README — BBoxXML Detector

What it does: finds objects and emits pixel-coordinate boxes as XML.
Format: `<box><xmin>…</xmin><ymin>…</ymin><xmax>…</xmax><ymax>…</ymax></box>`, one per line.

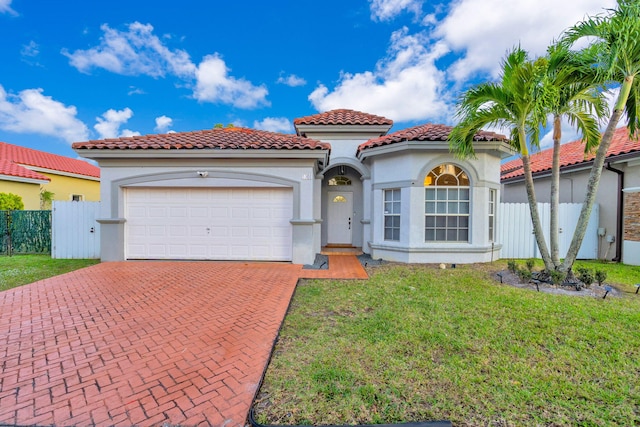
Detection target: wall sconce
<box><xmin>197</xmin><ymin>171</ymin><xmax>208</xmax><ymax>177</ymax></box>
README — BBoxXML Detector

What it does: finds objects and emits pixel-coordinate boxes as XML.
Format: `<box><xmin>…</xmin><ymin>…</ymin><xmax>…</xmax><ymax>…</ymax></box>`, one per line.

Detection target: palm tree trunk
<box><xmin>522</xmin><ymin>154</ymin><xmax>554</xmax><ymax>270</ymax></box>
<box><xmin>550</xmin><ymin>114</ymin><xmax>561</xmax><ymax>268</ymax></box>
<box><xmin>561</xmin><ymin>79</ymin><xmax>631</xmax><ymax>271</ymax></box>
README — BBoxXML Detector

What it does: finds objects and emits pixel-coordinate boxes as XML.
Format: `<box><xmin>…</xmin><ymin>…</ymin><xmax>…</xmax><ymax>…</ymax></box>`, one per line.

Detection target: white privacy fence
<box><xmin>52</xmin><ymin>201</ymin><xmax>101</xmax><ymax>259</ymax></box>
<box><xmin>498</xmin><ymin>203</ymin><xmax>599</xmax><ymax>260</ymax></box>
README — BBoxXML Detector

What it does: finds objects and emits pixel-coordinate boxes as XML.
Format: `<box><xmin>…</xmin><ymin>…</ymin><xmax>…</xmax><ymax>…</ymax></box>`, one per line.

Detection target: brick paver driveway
<box><xmin>0</xmin><ymin>261</ymin><xmax>302</xmax><ymax>427</ymax></box>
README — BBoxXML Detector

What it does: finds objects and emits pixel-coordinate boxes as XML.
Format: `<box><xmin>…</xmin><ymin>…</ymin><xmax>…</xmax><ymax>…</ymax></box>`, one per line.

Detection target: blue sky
<box><xmin>0</xmin><ymin>0</ymin><xmax>615</xmax><ymax>159</ymax></box>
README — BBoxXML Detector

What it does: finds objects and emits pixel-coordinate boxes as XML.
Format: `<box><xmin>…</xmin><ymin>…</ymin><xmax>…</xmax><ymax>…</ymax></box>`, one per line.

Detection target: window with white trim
<box><xmin>384</xmin><ymin>189</ymin><xmax>401</xmax><ymax>241</ymax></box>
<box><xmin>71</xmin><ymin>194</ymin><xmax>84</xmax><ymax>202</ymax></box>
<box><xmin>488</xmin><ymin>189</ymin><xmax>496</xmax><ymax>242</ymax></box>
<box><xmin>424</xmin><ymin>164</ymin><xmax>470</xmax><ymax>242</ymax></box>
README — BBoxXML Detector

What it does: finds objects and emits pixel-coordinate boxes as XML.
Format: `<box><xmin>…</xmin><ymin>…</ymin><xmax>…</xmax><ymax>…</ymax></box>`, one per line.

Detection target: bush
<box><xmin>0</xmin><ymin>193</ymin><xmax>24</xmax><ymax>210</ymax></box>
<box><xmin>517</xmin><ymin>268</ymin><xmax>532</xmax><ymax>283</ymax></box>
<box><xmin>507</xmin><ymin>260</ymin><xmax>518</xmax><ymax>273</ymax></box>
<box><xmin>595</xmin><ymin>270</ymin><xmax>607</xmax><ymax>286</ymax></box>
<box><xmin>549</xmin><ymin>270</ymin><xmax>566</xmax><ymax>286</ymax></box>
<box><xmin>578</xmin><ymin>269</ymin><xmax>594</xmax><ymax>287</ymax></box>
<box><xmin>526</xmin><ymin>259</ymin><xmax>535</xmax><ymax>272</ymax></box>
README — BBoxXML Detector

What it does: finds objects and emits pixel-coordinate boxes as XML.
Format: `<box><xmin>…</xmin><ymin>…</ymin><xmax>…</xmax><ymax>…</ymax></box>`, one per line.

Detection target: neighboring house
<box><xmin>0</xmin><ymin>141</ymin><xmax>101</xmax><ymax>209</ymax></box>
<box><xmin>73</xmin><ymin>109</ymin><xmax>512</xmax><ymax>265</ymax></box>
<box><xmin>501</xmin><ymin>126</ymin><xmax>640</xmax><ymax>266</ymax></box>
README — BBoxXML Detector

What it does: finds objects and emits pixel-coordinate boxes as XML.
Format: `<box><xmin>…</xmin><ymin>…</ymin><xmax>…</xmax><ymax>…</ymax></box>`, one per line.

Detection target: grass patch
<box><xmin>255</xmin><ymin>262</ymin><xmax>640</xmax><ymax>426</ymax></box>
<box><xmin>0</xmin><ymin>255</ymin><xmax>99</xmax><ymax>292</ymax></box>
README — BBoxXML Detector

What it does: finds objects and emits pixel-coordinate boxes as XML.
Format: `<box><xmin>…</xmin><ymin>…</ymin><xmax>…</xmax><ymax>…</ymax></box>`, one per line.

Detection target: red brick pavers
<box><xmin>0</xmin><ymin>261</ymin><xmax>302</xmax><ymax>427</ymax></box>
<box><xmin>300</xmin><ymin>255</ymin><xmax>368</xmax><ymax>280</ymax></box>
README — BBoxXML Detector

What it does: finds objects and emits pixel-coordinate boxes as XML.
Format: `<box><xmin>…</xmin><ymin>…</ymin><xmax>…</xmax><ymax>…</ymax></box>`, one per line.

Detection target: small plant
<box><xmin>549</xmin><ymin>270</ymin><xmax>566</xmax><ymax>287</ymax></box>
<box><xmin>526</xmin><ymin>259</ymin><xmax>535</xmax><ymax>272</ymax></box>
<box><xmin>595</xmin><ymin>269</ymin><xmax>607</xmax><ymax>286</ymax></box>
<box><xmin>507</xmin><ymin>260</ymin><xmax>518</xmax><ymax>273</ymax></box>
<box><xmin>517</xmin><ymin>267</ymin><xmax>532</xmax><ymax>283</ymax></box>
<box><xmin>578</xmin><ymin>269</ymin><xmax>595</xmax><ymax>288</ymax></box>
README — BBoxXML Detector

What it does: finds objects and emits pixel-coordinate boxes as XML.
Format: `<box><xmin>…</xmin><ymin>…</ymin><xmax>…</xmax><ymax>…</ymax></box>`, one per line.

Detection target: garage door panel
<box><xmin>126</xmin><ymin>187</ymin><xmax>292</xmax><ymax>261</ymax></box>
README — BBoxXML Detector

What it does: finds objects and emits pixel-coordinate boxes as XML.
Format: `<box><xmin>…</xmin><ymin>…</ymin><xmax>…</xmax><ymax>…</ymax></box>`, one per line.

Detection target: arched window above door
<box><xmin>328</xmin><ymin>176</ymin><xmax>352</xmax><ymax>186</ymax></box>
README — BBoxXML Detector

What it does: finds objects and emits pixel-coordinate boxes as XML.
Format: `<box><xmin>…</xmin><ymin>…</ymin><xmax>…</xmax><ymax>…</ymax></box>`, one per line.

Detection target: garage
<box><xmin>125</xmin><ymin>187</ymin><xmax>293</xmax><ymax>261</ymax></box>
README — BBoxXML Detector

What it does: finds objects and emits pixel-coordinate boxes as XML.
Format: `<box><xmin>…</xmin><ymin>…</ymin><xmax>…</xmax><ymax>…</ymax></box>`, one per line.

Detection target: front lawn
<box><xmin>0</xmin><ymin>255</ymin><xmax>99</xmax><ymax>292</ymax></box>
<box><xmin>255</xmin><ymin>261</ymin><xmax>640</xmax><ymax>426</ymax></box>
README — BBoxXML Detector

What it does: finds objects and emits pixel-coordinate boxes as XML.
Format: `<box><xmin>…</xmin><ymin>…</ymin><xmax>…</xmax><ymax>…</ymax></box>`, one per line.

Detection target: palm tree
<box><xmin>560</xmin><ymin>0</ymin><xmax>640</xmax><ymax>271</ymax></box>
<box><xmin>544</xmin><ymin>44</ymin><xmax>607</xmax><ymax>268</ymax></box>
<box><xmin>449</xmin><ymin>46</ymin><xmax>556</xmax><ymax>270</ymax></box>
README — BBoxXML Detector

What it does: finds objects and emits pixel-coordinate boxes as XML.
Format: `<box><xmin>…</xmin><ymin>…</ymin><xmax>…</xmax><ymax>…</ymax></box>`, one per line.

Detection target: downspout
<box><xmin>605</xmin><ymin>163</ymin><xmax>624</xmax><ymax>262</ymax></box>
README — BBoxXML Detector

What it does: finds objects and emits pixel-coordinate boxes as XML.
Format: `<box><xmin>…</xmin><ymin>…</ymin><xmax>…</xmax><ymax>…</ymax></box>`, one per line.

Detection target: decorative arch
<box><xmin>320</xmin><ymin>157</ymin><xmax>370</xmax><ymax>180</ymax></box>
<box><xmin>416</xmin><ymin>156</ymin><xmax>478</xmax><ymax>186</ymax></box>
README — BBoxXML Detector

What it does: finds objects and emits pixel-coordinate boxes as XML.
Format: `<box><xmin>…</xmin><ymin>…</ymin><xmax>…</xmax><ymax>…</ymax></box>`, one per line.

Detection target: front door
<box><xmin>327</xmin><ymin>191</ymin><xmax>353</xmax><ymax>245</ymax></box>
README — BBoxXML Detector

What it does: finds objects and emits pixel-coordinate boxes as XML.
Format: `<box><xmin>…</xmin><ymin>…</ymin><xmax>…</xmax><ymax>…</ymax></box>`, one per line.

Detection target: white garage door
<box><xmin>125</xmin><ymin>187</ymin><xmax>293</xmax><ymax>261</ymax></box>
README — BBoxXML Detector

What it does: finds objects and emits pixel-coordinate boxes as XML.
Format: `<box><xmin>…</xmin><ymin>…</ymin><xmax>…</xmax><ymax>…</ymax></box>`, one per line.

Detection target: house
<box><xmin>0</xmin><ymin>141</ymin><xmax>100</xmax><ymax>209</ymax></box>
<box><xmin>501</xmin><ymin>126</ymin><xmax>640</xmax><ymax>266</ymax></box>
<box><xmin>72</xmin><ymin>109</ymin><xmax>513</xmax><ymax>265</ymax></box>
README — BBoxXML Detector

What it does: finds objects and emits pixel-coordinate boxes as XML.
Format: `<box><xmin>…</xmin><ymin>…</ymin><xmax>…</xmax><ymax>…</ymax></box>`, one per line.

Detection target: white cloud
<box><xmin>194</xmin><ymin>54</ymin><xmax>269</xmax><ymax>109</ymax></box>
<box><xmin>94</xmin><ymin>107</ymin><xmax>140</xmax><ymax>139</ymax></box>
<box><xmin>0</xmin><ymin>85</ymin><xmax>89</xmax><ymax>143</ymax></box>
<box><xmin>62</xmin><ymin>22</ymin><xmax>196</xmax><ymax>78</ymax></box>
<box><xmin>127</xmin><ymin>86</ymin><xmax>145</xmax><ymax>96</ymax></box>
<box><xmin>63</xmin><ymin>22</ymin><xmax>269</xmax><ymax>109</ymax></box>
<box><xmin>21</xmin><ymin>41</ymin><xmax>39</xmax><ymax>58</ymax></box>
<box><xmin>253</xmin><ymin>117</ymin><xmax>293</xmax><ymax>133</ymax></box>
<box><xmin>435</xmin><ymin>0</ymin><xmax>616</xmax><ymax>83</ymax></box>
<box><xmin>277</xmin><ymin>73</ymin><xmax>307</xmax><ymax>87</ymax></box>
<box><xmin>0</xmin><ymin>0</ymin><xmax>16</xmax><ymax>15</ymax></box>
<box><xmin>154</xmin><ymin>115</ymin><xmax>173</xmax><ymax>132</ymax></box>
<box><xmin>309</xmin><ymin>27</ymin><xmax>451</xmax><ymax>123</ymax></box>
<box><xmin>369</xmin><ymin>0</ymin><xmax>422</xmax><ymax>21</ymax></box>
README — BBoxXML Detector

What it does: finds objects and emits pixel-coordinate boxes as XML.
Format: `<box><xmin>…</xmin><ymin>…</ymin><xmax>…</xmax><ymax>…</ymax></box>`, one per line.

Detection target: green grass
<box><xmin>0</xmin><ymin>255</ymin><xmax>99</xmax><ymax>292</ymax></box>
<box><xmin>255</xmin><ymin>261</ymin><xmax>640</xmax><ymax>426</ymax></box>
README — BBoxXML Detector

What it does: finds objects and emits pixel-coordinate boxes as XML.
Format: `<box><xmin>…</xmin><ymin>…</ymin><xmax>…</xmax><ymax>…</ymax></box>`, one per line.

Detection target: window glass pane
<box><xmin>426</xmin><ymin>202</ymin><xmax>435</xmax><ymax>214</ymax></box>
<box><xmin>393</xmin><ymin>229</ymin><xmax>400</xmax><ymax>241</ymax></box>
<box><xmin>436</xmin><ymin>217</ymin><xmax>446</xmax><ymax>227</ymax></box>
<box><xmin>458</xmin><ymin>173</ymin><xmax>469</xmax><ymax>186</ymax></box>
<box><xmin>459</xmin><ymin>216</ymin><xmax>469</xmax><ymax>227</ymax></box>
<box><xmin>436</xmin><ymin>189</ymin><xmax>448</xmax><ymax>200</ymax></box>
<box><xmin>447</xmin><ymin>216</ymin><xmax>458</xmax><ymax>228</ymax></box>
<box><xmin>460</xmin><ymin>189</ymin><xmax>470</xmax><ymax>200</ymax></box>
<box><xmin>459</xmin><ymin>229</ymin><xmax>469</xmax><ymax>241</ymax></box>
<box><xmin>393</xmin><ymin>201</ymin><xmax>401</xmax><ymax>214</ymax></box>
<box><xmin>425</xmin><ymin>229</ymin><xmax>435</xmax><ymax>241</ymax></box>
<box><xmin>449</xmin><ymin>189</ymin><xmax>458</xmax><ymax>200</ymax></box>
<box><xmin>384</xmin><ymin>228</ymin><xmax>393</xmax><ymax>240</ymax></box>
<box><xmin>384</xmin><ymin>216</ymin><xmax>394</xmax><ymax>227</ymax></box>
<box><xmin>393</xmin><ymin>190</ymin><xmax>401</xmax><ymax>201</ymax></box>
<box><xmin>425</xmin><ymin>188</ymin><xmax>436</xmax><ymax>200</ymax></box>
<box><xmin>447</xmin><ymin>229</ymin><xmax>458</xmax><ymax>241</ymax></box>
<box><xmin>448</xmin><ymin>202</ymin><xmax>458</xmax><ymax>214</ymax></box>
<box><xmin>384</xmin><ymin>191</ymin><xmax>393</xmax><ymax>202</ymax></box>
<box><xmin>436</xmin><ymin>202</ymin><xmax>447</xmax><ymax>214</ymax></box>
<box><xmin>425</xmin><ymin>216</ymin><xmax>435</xmax><ymax>227</ymax></box>
<box><xmin>436</xmin><ymin>229</ymin><xmax>446</xmax><ymax>240</ymax></box>
<box><xmin>459</xmin><ymin>202</ymin><xmax>469</xmax><ymax>214</ymax></box>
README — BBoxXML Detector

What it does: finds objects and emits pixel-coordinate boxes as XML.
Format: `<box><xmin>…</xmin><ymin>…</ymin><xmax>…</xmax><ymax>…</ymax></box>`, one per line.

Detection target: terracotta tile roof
<box><xmin>0</xmin><ymin>141</ymin><xmax>99</xmax><ymax>179</ymax></box>
<box><xmin>0</xmin><ymin>159</ymin><xmax>50</xmax><ymax>182</ymax></box>
<box><xmin>500</xmin><ymin>127</ymin><xmax>640</xmax><ymax>181</ymax></box>
<box><xmin>72</xmin><ymin>127</ymin><xmax>331</xmax><ymax>151</ymax></box>
<box><xmin>357</xmin><ymin>123</ymin><xmax>508</xmax><ymax>154</ymax></box>
<box><xmin>293</xmin><ymin>109</ymin><xmax>393</xmax><ymax>126</ymax></box>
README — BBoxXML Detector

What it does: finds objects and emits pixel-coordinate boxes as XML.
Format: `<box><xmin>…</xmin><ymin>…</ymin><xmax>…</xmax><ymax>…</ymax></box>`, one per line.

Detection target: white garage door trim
<box><xmin>125</xmin><ymin>187</ymin><xmax>293</xmax><ymax>261</ymax></box>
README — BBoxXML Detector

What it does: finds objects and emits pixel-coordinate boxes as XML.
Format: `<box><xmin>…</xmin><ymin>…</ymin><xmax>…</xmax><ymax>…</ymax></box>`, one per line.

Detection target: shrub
<box><xmin>517</xmin><ymin>268</ymin><xmax>532</xmax><ymax>283</ymax></box>
<box><xmin>578</xmin><ymin>269</ymin><xmax>594</xmax><ymax>287</ymax></box>
<box><xmin>507</xmin><ymin>260</ymin><xmax>518</xmax><ymax>273</ymax></box>
<box><xmin>595</xmin><ymin>270</ymin><xmax>607</xmax><ymax>286</ymax></box>
<box><xmin>549</xmin><ymin>270</ymin><xmax>566</xmax><ymax>286</ymax></box>
<box><xmin>526</xmin><ymin>259</ymin><xmax>535</xmax><ymax>272</ymax></box>
<box><xmin>0</xmin><ymin>193</ymin><xmax>24</xmax><ymax>210</ymax></box>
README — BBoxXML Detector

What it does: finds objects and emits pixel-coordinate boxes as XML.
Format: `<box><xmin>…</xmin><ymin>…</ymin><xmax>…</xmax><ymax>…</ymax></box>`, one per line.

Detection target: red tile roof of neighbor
<box><xmin>0</xmin><ymin>159</ymin><xmax>50</xmax><ymax>181</ymax></box>
<box><xmin>500</xmin><ymin>127</ymin><xmax>640</xmax><ymax>181</ymax></box>
<box><xmin>294</xmin><ymin>109</ymin><xmax>393</xmax><ymax>126</ymax></box>
<box><xmin>72</xmin><ymin>127</ymin><xmax>331</xmax><ymax>151</ymax></box>
<box><xmin>357</xmin><ymin>123</ymin><xmax>508</xmax><ymax>153</ymax></box>
<box><xmin>0</xmin><ymin>141</ymin><xmax>99</xmax><ymax>179</ymax></box>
